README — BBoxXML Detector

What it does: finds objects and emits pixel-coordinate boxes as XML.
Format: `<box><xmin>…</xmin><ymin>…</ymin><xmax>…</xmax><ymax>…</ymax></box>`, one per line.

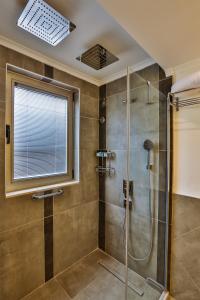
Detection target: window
<box><xmin>14</xmin><ymin>84</ymin><xmax>68</xmax><ymax>180</ymax></box>
<box><xmin>6</xmin><ymin>71</ymin><xmax>74</xmax><ymax>195</ymax></box>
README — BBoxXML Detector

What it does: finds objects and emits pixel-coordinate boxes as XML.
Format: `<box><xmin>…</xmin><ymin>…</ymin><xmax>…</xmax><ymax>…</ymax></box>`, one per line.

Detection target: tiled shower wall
<box><xmin>0</xmin><ymin>45</ymin><xmax>99</xmax><ymax>300</ymax></box>
<box><xmin>171</xmin><ymin>194</ymin><xmax>200</xmax><ymax>299</ymax></box>
<box><xmin>99</xmin><ymin>64</ymin><xmax>172</xmax><ymax>284</ymax></box>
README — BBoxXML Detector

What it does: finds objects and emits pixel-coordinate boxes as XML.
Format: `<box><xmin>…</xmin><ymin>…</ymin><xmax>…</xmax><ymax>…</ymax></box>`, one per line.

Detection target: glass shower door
<box><xmin>125</xmin><ymin>66</ymin><xmax>169</xmax><ymax>300</ymax></box>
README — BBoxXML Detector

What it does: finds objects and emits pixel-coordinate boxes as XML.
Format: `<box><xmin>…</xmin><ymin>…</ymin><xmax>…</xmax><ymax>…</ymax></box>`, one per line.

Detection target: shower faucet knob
<box><xmin>146</xmin><ymin>164</ymin><xmax>153</xmax><ymax>170</ymax></box>
<box><xmin>123</xmin><ymin>198</ymin><xmax>132</xmax><ymax>209</ymax></box>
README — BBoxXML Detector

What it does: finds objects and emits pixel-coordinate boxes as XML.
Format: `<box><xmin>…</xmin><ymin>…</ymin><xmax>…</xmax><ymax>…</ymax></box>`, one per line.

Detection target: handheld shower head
<box><xmin>143</xmin><ymin>139</ymin><xmax>154</xmax><ymax>170</ymax></box>
<box><xmin>143</xmin><ymin>139</ymin><xmax>154</xmax><ymax>151</ymax></box>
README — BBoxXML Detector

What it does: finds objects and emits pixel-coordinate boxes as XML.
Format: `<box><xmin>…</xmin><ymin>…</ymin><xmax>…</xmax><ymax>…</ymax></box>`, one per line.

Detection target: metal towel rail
<box><xmin>32</xmin><ymin>189</ymin><xmax>64</xmax><ymax>200</ymax></box>
<box><xmin>169</xmin><ymin>93</ymin><xmax>200</xmax><ymax>111</ymax></box>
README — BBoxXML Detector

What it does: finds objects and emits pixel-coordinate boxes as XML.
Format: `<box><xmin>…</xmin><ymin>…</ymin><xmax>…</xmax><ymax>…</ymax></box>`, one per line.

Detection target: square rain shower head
<box><xmin>76</xmin><ymin>44</ymin><xmax>119</xmax><ymax>70</ymax></box>
<box><xmin>17</xmin><ymin>0</ymin><xmax>76</xmax><ymax>46</ymax></box>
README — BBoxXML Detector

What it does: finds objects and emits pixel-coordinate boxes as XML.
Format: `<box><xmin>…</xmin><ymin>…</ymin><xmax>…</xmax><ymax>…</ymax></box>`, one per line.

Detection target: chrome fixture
<box><xmin>99</xmin><ymin>116</ymin><xmax>106</xmax><ymax>124</ymax></box>
<box><xmin>32</xmin><ymin>189</ymin><xmax>64</xmax><ymax>200</ymax></box>
<box><xmin>96</xmin><ymin>150</ymin><xmax>115</xmax><ymax>176</ymax></box>
<box><xmin>17</xmin><ymin>0</ymin><xmax>76</xmax><ymax>46</ymax></box>
<box><xmin>96</xmin><ymin>151</ymin><xmax>115</xmax><ymax>159</ymax></box>
<box><xmin>146</xmin><ymin>278</ymin><xmax>164</xmax><ymax>293</ymax></box>
<box><xmin>98</xmin><ymin>260</ymin><xmax>144</xmax><ymax>296</ymax></box>
<box><xmin>143</xmin><ymin>139</ymin><xmax>154</xmax><ymax>170</ymax></box>
<box><xmin>146</xmin><ymin>81</ymin><xmax>153</xmax><ymax>105</ymax></box>
<box><xmin>76</xmin><ymin>44</ymin><xmax>119</xmax><ymax>70</ymax></box>
<box><xmin>101</xmin><ymin>98</ymin><xmax>106</xmax><ymax>108</ymax></box>
<box><xmin>122</xmin><ymin>98</ymin><xmax>137</xmax><ymax>104</ymax></box>
<box><xmin>169</xmin><ymin>92</ymin><xmax>200</xmax><ymax>111</ymax></box>
<box><xmin>123</xmin><ymin>179</ymin><xmax>133</xmax><ymax>209</ymax></box>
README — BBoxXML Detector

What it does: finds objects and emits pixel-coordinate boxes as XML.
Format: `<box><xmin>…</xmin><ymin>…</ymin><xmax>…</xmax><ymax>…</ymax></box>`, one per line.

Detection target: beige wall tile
<box><xmin>81</xmin><ymin>80</ymin><xmax>99</xmax><ymax>99</ymax></box>
<box><xmin>22</xmin><ymin>279</ymin><xmax>70</xmax><ymax>300</ymax></box>
<box><xmin>0</xmin><ymin>46</ymin><xmax>44</xmax><ymax>76</ymax></box>
<box><xmin>172</xmin><ymin>227</ymin><xmax>200</xmax><ymax>289</ymax></box>
<box><xmin>54</xmin><ymin>149</ymin><xmax>98</xmax><ymax>214</ymax></box>
<box><xmin>0</xmin><ymin>221</ymin><xmax>45</xmax><ymax>300</ymax></box>
<box><xmin>172</xmin><ymin>194</ymin><xmax>200</xmax><ymax>238</ymax></box>
<box><xmin>22</xmin><ymin>56</ymin><xmax>44</xmax><ymax>75</ymax></box>
<box><xmin>56</xmin><ymin>250</ymin><xmax>106</xmax><ymax>298</ymax></box>
<box><xmin>80</xmin><ymin>117</ymin><xmax>99</xmax><ymax>150</ymax></box>
<box><xmin>80</xmin><ymin>148</ymin><xmax>99</xmax><ymax>202</ymax></box>
<box><xmin>53</xmin><ymin>184</ymin><xmax>83</xmax><ymax>214</ymax></box>
<box><xmin>53</xmin><ymin>69</ymin><xmax>99</xmax><ymax>99</ymax></box>
<box><xmin>80</xmin><ymin>94</ymin><xmax>99</xmax><ymax>119</ymax></box>
<box><xmin>106</xmin><ymin>76</ymin><xmax>126</xmax><ymax>97</ymax></box>
<box><xmin>171</xmin><ymin>194</ymin><xmax>200</xmax><ymax>298</ymax></box>
<box><xmin>53</xmin><ymin>69</ymin><xmax>82</xmax><ymax>90</ymax></box>
<box><xmin>0</xmin><ymin>45</ymin><xmax>9</xmax><ymax>68</ymax></box>
<box><xmin>0</xmin><ymin>194</ymin><xmax>44</xmax><ymax>233</ymax></box>
<box><xmin>170</xmin><ymin>255</ymin><xmax>200</xmax><ymax>300</ymax></box>
<box><xmin>54</xmin><ymin>201</ymin><xmax>98</xmax><ymax>274</ymax></box>
<box><xmin>7</xmin><ymin>48</ymin><xmax>25</xmax><ymax>69</ymax></box>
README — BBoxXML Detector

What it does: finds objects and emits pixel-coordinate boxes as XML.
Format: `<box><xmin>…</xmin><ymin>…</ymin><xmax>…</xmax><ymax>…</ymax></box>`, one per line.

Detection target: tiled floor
<box><xmin>21</xmin><ymin>250</ymin><xmax>161</xmax><ymax>300</ymax></box>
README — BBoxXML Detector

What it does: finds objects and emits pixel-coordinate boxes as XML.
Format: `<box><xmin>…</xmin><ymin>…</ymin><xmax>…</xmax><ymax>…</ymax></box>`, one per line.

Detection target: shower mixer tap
<box><xmin>123</xmin><ymin>180</ymin><xmax>133</xmax><ymax>209</ymax></box>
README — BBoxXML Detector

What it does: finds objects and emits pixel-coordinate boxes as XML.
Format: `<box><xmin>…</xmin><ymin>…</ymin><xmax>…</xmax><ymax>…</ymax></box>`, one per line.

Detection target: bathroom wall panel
<box><xmin>0</xmin><ymin>45</ymin><xmax>99</xmax><ymax>300</ymax></box>
<box><xmin>53</xmin><ymin>149</ymin><xmax>99</xmax><ymax>214</ymax></box>
<box><xmin>170</xmin><ymin>254</ymin><xmax>200</xmax><ymax>300</ymax></box>
<box><xmin>80</xmin><ymin>117</ymin><xmax>99</xmax><ymax>151</ymax></box>
<box><xmin>54</xmin><ymin>201</ymin><xmax>99</xmax><ymax>274</ymax></box>
<box><xmin>0</xmin><ymin>67</ymin><xmax>6</xmax><ymax>100</ymax></box>
<box><xmin>0</xmin><ymin>220</ymin><xmax>45</xmax><ymax>300</ymax></box>
<box><xmin>80</xmin><ymin>94</ymin><xmax>99</xmax><ymax>119</ymax></box>
<box><xmin>105</xmin><ymin>150</ymin><xmax>126</xmax><ymax>208</ymax></box>
<box><xmin>171</xmin><ymin>194</ymin><xmax>200</xmax><ymax>299</ymax></box>
<box><xmin>0</xmin><ymin>194</ymin><xmax>44</xmax><ymax>233</ymax></box>
<box><xmin>130</xmin><ymin>64</ymin><xmax>160</xmax><ymax>89</ymax></box>
<box><xmin>106</xmin><ymin>76</ymin><xmax>126</xmax><ymax>97</ymax></box>
<box><xmin>106</xmin><ymin>90</ymin><xmax>127</xmax><ymax>150</ymax></box>
<box><xmin>53</xmin><ymin>68</ymin><xmax>99</xmax><ymax>99</ymax></box>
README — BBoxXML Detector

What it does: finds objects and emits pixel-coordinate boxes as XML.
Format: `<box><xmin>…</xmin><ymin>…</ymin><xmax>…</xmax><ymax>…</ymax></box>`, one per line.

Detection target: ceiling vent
<box><xmin>17</xmin><ymin>0</ymin><xmax>76</xmax><ymax>46</ymax></box>
<box><xmin>76</xmin><ymin>44</ymin><xmax>119</xmax><ymax>70</ymax></box>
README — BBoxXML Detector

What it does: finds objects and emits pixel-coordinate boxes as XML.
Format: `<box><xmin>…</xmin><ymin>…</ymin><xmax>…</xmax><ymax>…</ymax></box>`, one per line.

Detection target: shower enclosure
<box><xmin>98</xmin><ymin>63</ymin><xmax>171</xmax><ymax>299</ymax></box>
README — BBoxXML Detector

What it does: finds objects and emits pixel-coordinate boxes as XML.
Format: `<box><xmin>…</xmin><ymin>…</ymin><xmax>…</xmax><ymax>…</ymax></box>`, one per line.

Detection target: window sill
<box><xmin>6</xmin><ymin>180</ymin><xmax>80</xmax><ymax>198</ymax></box>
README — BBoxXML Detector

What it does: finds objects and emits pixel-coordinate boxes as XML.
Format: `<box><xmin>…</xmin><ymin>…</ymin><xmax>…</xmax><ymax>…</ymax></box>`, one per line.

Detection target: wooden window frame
<box><xmin>6</xmin><ymin>71</ymin><xmax>74</xmax><ymax>194</ymax></box>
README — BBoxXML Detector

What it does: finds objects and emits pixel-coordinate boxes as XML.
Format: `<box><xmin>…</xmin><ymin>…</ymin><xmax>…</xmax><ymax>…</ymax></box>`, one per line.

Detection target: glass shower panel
<box><xmin>126</xmin><ymin>67</ymin><xmax>168</xmax><ymax>299</ymax></box>
<box><xmin>99</xmin><ymin>64</ymin><xmax>170</xmax><ymax>300</ymax></box>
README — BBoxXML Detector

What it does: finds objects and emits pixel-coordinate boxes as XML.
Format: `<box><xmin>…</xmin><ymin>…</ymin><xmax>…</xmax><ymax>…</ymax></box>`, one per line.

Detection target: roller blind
<box><xmin>13</xmin><ymin>83</ymin><xmax>68</xmax><ymax>180</ymax></box>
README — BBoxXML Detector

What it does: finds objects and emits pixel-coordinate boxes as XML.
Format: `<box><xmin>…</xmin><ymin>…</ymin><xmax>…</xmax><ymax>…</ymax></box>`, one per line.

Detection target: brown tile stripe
<box><xmin>44</xmin><ymin>64</ymin><xmax>54</xmax><ymax>79</ymax></box>
<box><xmin>44</xmin><ymin>64</ymin><xmax>54</xmax><ymax>282</ymax></box>
<box><xmin>44</xmin><ymin>191</ymin><xmax>54</xmax><ymax>282</ymax></box>
<box><xmin>98</xmin><ymin>85</ymin><xmax>106</xmax><ymax>250</ymax></box>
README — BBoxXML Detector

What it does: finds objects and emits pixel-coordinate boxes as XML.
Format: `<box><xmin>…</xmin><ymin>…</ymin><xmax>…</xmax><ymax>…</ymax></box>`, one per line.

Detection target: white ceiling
<box><xmin>0</xmin><ymin>0</ymin><xmax>152</xmax><ymax>84</ymax></box>
<box><xmin>98</xmin><ymin>0</ymin><xmax>200</xmax><ymax>70</ymax></box>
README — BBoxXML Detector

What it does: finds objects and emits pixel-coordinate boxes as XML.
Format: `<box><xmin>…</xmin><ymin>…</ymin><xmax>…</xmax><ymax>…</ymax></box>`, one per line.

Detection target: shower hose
<box><xmin>123</xmin><ymin>166</ymin><xmax>153</xmax><ymax>261</ymax></box>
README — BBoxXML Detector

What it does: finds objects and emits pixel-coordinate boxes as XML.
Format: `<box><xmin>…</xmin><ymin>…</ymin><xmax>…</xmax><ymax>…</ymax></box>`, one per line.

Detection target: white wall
<box><xmin>173</xmin><ymin>88</ymin><xmax>200</xmax><ymax>198</ymax></box>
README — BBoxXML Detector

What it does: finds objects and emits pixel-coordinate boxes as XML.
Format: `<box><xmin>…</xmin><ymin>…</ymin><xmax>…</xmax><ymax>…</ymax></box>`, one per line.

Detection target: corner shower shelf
<box><xmin>96</xmin><ymin>150</ymin><xmax>116</xmax><ymax>177</ymax></box>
